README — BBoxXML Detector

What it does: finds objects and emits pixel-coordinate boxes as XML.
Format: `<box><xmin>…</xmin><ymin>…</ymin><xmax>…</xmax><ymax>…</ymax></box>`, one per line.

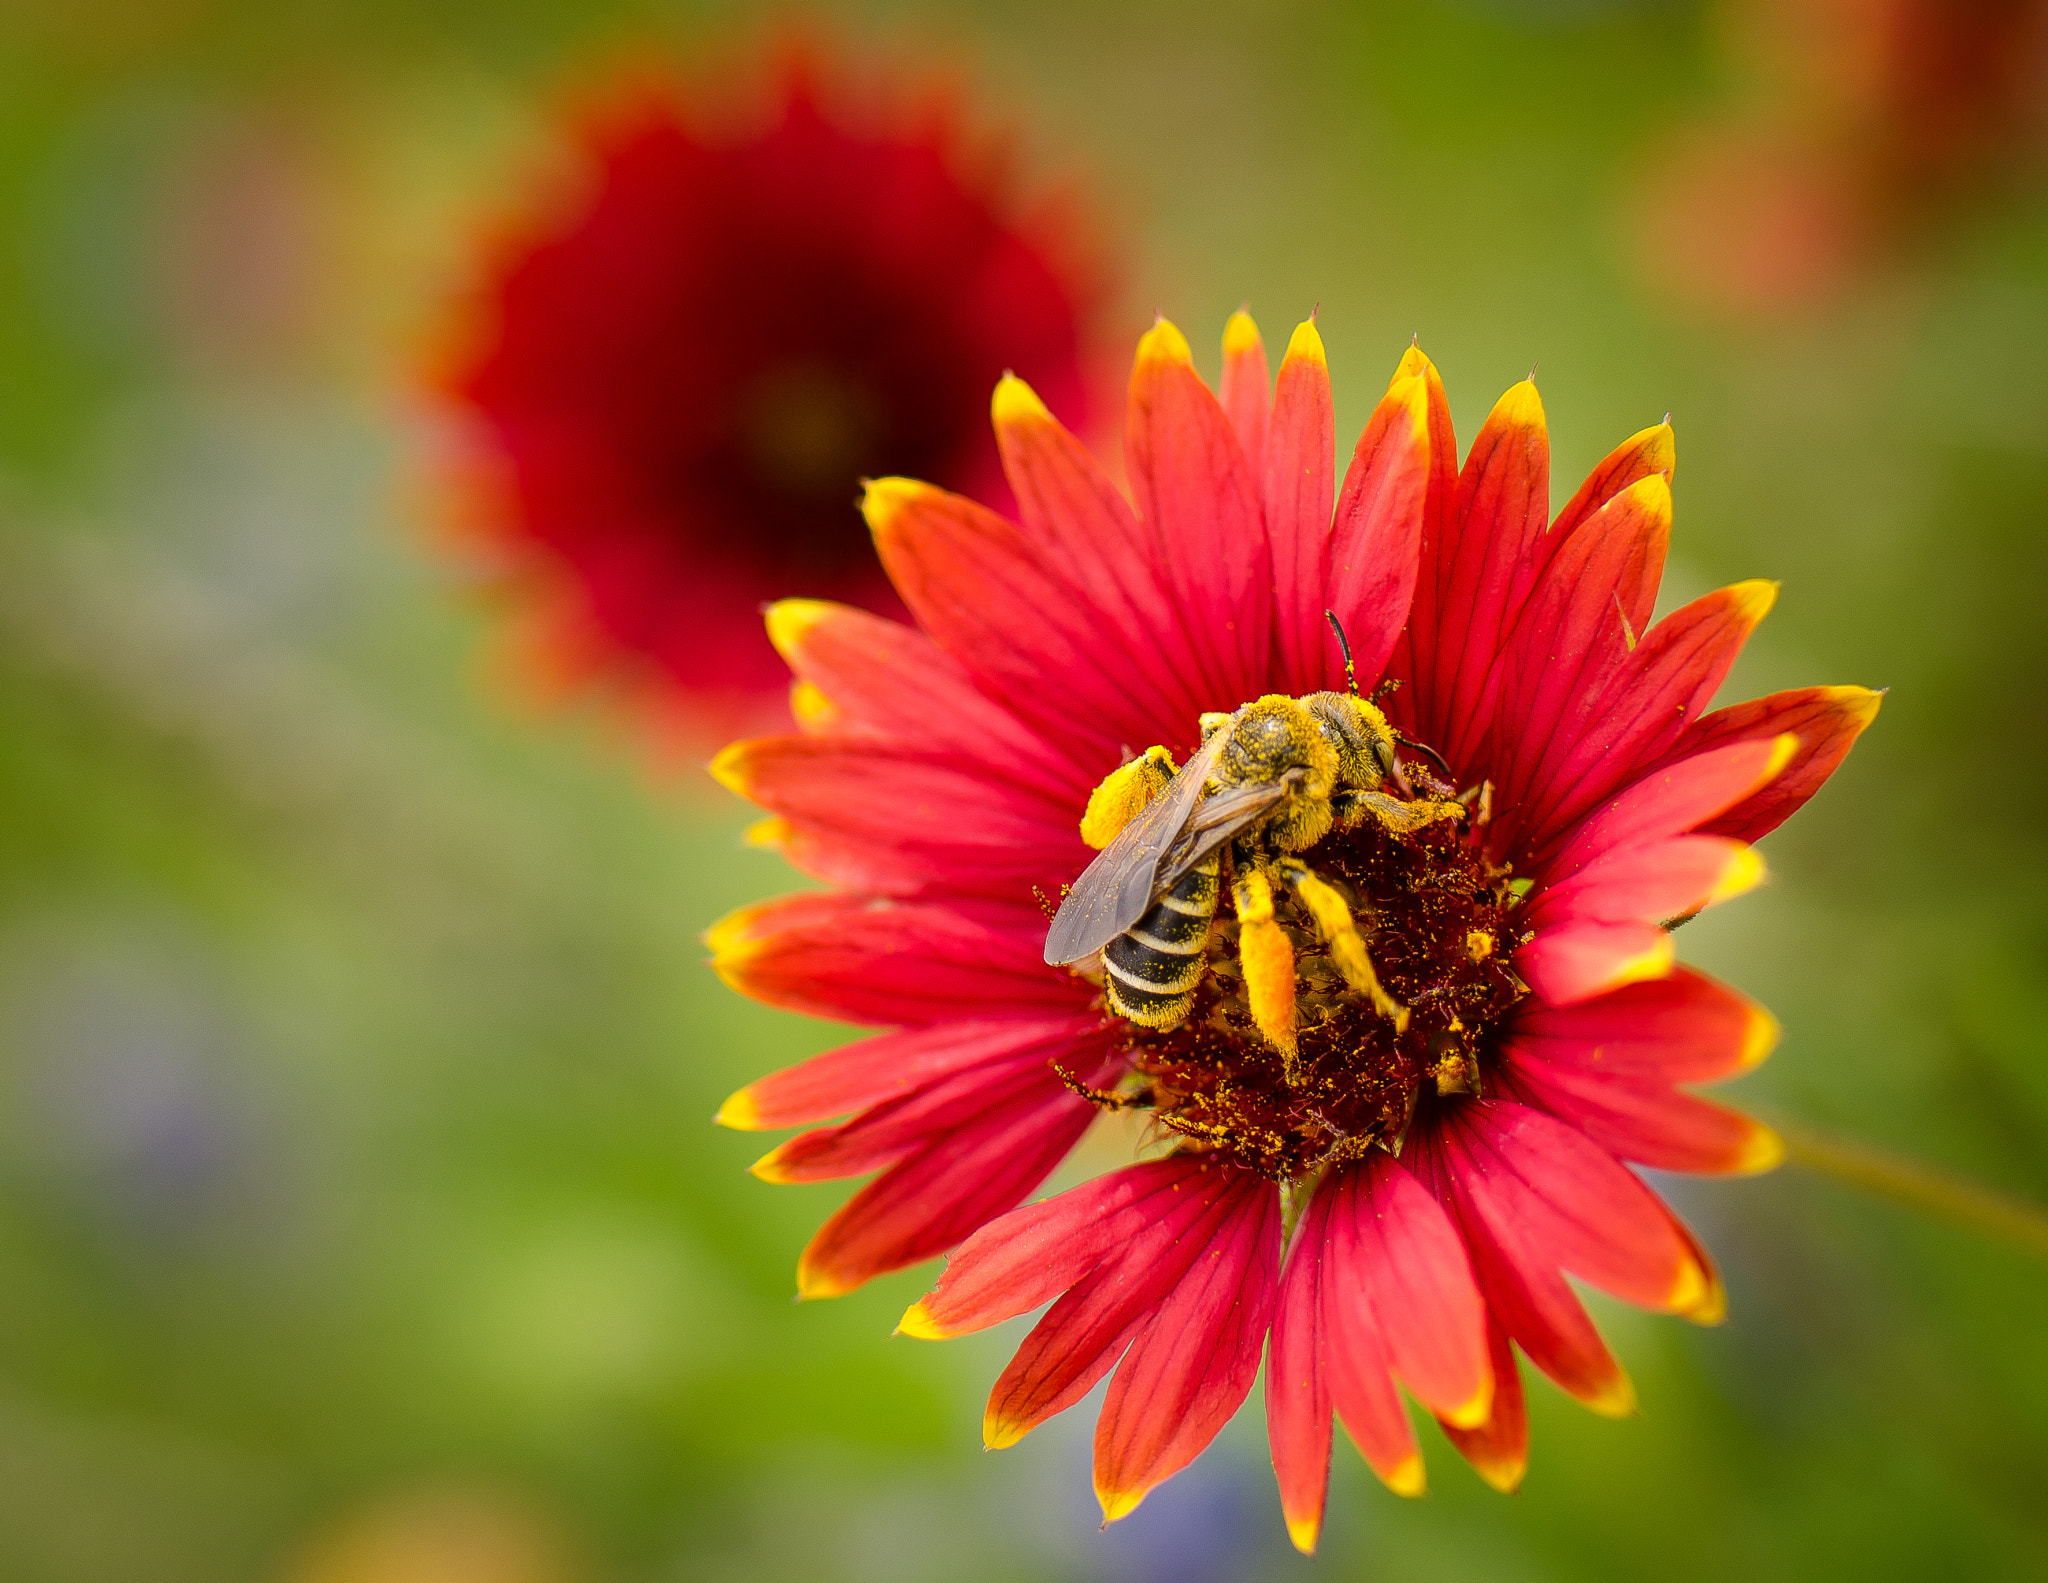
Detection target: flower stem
<box><xmin>1773</xmin><ymin>1116</ymin><xmax>2048</xmax><ymax>1262</ymax></box>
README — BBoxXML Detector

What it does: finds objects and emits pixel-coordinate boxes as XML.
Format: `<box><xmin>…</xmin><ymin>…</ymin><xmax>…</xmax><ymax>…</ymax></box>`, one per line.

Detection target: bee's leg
<box><xmin>1276</xmin><ymin>857</ymin><xmax>1409</xmax><ymax>1033</ymax></box>
<box><xmin>1079</xmin><ymin>745</ymin><xmax>1178</xmax><ymax>848</ymax></box>
<box><xmin>1333</xmin><ymin>788</ymin><xmax>1466</xmax><ymax>838</ymax></box>
<box><xmin>1231</xmin><ymin>862</ymin><xmax>1299</xmax><ymax>1077</ymax></box>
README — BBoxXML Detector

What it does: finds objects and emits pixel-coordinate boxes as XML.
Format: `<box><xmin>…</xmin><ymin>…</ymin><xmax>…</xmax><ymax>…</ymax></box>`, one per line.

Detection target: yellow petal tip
<box><xmin>1379</xmin><ymin>1453</ymin><xmax>1427</xmax><ymax>1498</ymax></box>
<box><xmin>1731</xmin><ymin>577</ymin><xmax>1781</xmax><ymax>627</ymax></box>
<box><xmin>1282</xmin><ymin>317</ymin><xmax>1327</xmax><ymax>368</ymax></box>
<box><xmin>991</xmin><ymin>371</ymin><xmax>1050</xmax><ymax>426</ymax></box>
<box><xmin>1442</xmin><ymin>1378</ymin><xmax>1494</xmax><ymax>1431</ymax></box>
<box><xmin>708</xmin><ymin>740</ymin><xmax>752</xmax><ymax>797</ymax></box>
<box><xmin>1608</xmin><ymin>934</ymin><xmax>1677</xmax><ymax>993</ymax></box>
<box><xmin>1096</xmin><ymin>1484</ymin><xmax>1146</xmax><ymax>1523</ymax></box>
<box><xmin>1222</xmin><ymin>309</ymin><xmax>1262</xmax><ymax>358</ymax></box>
<box><xmin>747</xmin><ymin>1145</ymin><xmax>796</xmax><ymax>1185</ymax></box>
<box><xmin>1733</xmin><ymin>1120</ymin><xmax>1786</xmax><ymax>1176</ymax></box>
<box><xmin>1739</xmin><ymin>1001</ymin><xmax>1782</xmax><ymax>1069</ymax></box>
<box><xmin>795</xmin><ymin>1259</ymin><xmax>856</xmax><ymax>1301</ymax></box>
<box><xmin>1472</xmin><ymin>1453</ymin><xmax>1526</xmax><ymax>1495</ymax></box>
<box><xmin>1494</xmin><ymin>378</ymin><xmax>1546</xmax><ymax>431</ymax></box>
<box><xmin>741</xmin><ymin>816</ymin><xmax>791</xmax><ymax>850</ymax></box>
<box><xmin>1285</xmin><ymin>1514</ymin><xmax>1321</xmax><ymax>1555</ymax></box>
<box><xmin>714</xmin><ymin>1088</ymin><xmax>762</xmax><ymax>1130</ymax></box>
<box><xmin>859</xmin><ymin>475</ymin><xmax>925</xmax><ymax>536</ymax></box>
<box><xmin>763</xmin><ymin>597</ymin><xmax>833</xmax><ymax>661</ymax></box>
<box><xmin>1137</xmin><ymin>317</ymin><xmax>1192</xmax><ymax>368</ymax></box>
<box><xmin>1706</xmin><ymin>844</ymin><xmax>1767</xmax><ymax>907</ymax></box>
<box><xmin>896</xmin><ymin>1300</ymin><xmax>950</xmax><ymax>1341</ymax></box>
<box><xmin>1584</xmin><ymin>1369</ymin><xmax>1638</xmax><ymax>1419</ymax></box>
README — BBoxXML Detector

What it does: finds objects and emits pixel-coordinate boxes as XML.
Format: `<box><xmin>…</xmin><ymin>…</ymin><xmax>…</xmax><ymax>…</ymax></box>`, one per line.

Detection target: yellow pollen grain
<box><xmin>896</xmin><ymin>1300</ymin><xmax>949</xmax><ymax>1340</ymax></box>
<box><xmin>1379</xmin><ymin>1453</ymin><xmax>1426</xmax><ymax>1497</ymax></box>
<box><xmin>1137</xmin><ymin>317</ymin><xmax>1193</xmax><ymax>368</ymax></box>
<box><xmin>1465</xmin><ymin>929</ymin><xmax>1495</xmax><ymax>962</ymax></box>
<box><xmin>1222</xmin><ymin>309</ymin><xmax>1262</xmax><ymax>358</ymax></box>
<box><xmin>1282</xmin><ymin>317</ymin><xmax>1327</xmax><ymax>369</ymax></box>
<box><xmin>763</xmin><ymin>596</ymin><xmax>832</xmax><ymax>661</ymax></box>
<box><xmin>992</xmin><ymin>370</ymin><xmax>1051</xmax><ymax>426</ymax></box>
<box><xmin>1706</xmin><ymin>844</ymin><xmax>1767</xmax><ymax>906</ymax></box>
<box><xmin>713</xmin><ymin>1086</ymin><xmax>763</xmax><ymax>1130</ymax></box>
<box><xmin>1284</xmin><ymin>1513</ymin><xmax>1321</xmax><ymax>1556</ymax></box>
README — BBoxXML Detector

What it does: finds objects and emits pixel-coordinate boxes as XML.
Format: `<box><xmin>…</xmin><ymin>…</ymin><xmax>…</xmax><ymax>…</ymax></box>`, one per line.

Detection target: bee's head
<box><xmin>1306</xmin><ymin>692</ymin><xmax>1408</xmax><ymax>795</ymax></box>
<box><xmin>1221</xmin><ymin>697</ymin><xmax>1335</xmax><ymax>795</ymax></box>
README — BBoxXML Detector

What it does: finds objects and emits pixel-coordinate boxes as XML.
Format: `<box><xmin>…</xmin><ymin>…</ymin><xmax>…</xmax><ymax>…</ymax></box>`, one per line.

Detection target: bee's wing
<box><xmin>1152</xmin><ymin>779</ymin><xmax>1293</xmax><ymax>886</ymax></box>
<box><xmin>1043</xmin><ymin>734</ymin><xmax>1229</xmax><ymax>966</ymax></box>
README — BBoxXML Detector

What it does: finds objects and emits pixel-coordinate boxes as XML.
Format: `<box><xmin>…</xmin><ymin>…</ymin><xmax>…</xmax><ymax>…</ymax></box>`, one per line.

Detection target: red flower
<box><xmin>711</xmin><ymin>313</ymin><xmax>1878</xmax><ymax>1542</ymax></box>
<box><xmin>437</xmin><ymin>54</ymin><xmax>1103</xmax><ymax>733</ymax></box>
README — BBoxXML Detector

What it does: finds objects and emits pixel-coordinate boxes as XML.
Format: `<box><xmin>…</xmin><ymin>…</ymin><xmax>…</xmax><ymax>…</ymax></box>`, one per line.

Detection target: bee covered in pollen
<box><xmin>1044</xmin><ymin>615</ymin><xmax>1467</xmax><ymax>1076</ymax></box>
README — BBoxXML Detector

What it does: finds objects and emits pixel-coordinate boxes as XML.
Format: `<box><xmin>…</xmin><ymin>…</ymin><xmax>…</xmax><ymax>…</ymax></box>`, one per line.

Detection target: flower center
<box><xmin>1110</xmin><ymin>813</ymin><xmax>1527</xmax><ymax>1181</ymax></box>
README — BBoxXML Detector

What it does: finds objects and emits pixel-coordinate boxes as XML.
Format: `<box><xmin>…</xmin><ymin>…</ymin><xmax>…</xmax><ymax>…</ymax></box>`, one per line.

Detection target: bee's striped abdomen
<box><xmin>1103</xmin><ymin>856</ymin><xmax>1219</xmax><ymax>1029</ymax></box>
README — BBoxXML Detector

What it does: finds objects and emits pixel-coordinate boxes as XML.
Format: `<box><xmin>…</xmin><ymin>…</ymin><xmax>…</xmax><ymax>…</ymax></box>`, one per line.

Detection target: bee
<box><xmin>1043</xmin><ymin>615</ymin><xmax>1464</xmax><ymax>1073</ymax></box>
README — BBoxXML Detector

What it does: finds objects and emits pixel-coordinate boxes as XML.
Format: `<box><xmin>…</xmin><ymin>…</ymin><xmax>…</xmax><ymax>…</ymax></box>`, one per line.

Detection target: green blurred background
<box><xmin>0</xmin><ymin>0</ymin><xmax>2043</xmax><ymax>1578</ymax></box>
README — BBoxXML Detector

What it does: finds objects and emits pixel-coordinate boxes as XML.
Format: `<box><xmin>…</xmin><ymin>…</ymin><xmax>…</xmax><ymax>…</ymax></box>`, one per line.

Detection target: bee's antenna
<box><xmin>1323</xmin><ymin>609</ymin><xmax>1358</xmax><ymax>696</ymax></box>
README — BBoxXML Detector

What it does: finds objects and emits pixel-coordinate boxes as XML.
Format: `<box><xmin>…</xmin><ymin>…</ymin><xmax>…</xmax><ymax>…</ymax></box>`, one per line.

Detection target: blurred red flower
<box><xmin>710</xmin><ymin>312</ymin><xmax>1878</xmax><ymax>1540</ymax></box>
<box><xmin>437</xmin><ymin>50</ymin><xmax>1105</xmax><ymax>736</ymax></box>
<box><xmin>1630</xmin><ymin>0</ymin><xmax>2048</xmax><ymax>315</ymax></box>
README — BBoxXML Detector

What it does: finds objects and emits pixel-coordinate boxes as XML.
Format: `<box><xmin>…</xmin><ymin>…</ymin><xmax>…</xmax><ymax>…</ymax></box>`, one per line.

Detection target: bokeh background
<box><xmin>0</xmin><ymin>0</ymin><xmax>2045</xmax><ymax>1578</ymax></box>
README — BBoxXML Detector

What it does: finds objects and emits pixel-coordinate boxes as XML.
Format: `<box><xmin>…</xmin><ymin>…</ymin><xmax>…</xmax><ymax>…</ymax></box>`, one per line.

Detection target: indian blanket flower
<box><xmin>437</xmin><ymin>53</ymin><xmax>1102</xmax><ymax>732</ymax></box>
<box><xmin>710</xmin><ymin>311</ymin><xmax>1878</xmax><ymax>1545</ymax></box>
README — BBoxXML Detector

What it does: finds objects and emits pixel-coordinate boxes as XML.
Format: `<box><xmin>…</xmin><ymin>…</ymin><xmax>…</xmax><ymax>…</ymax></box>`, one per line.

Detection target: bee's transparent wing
<box><xmin>1043</xmin><ymin>735</ymin><xmax>1228</xmax><ymax>966</ymax></box>
<box><xmin>1153</xmin><ymin>778</ymin><xmax>1294</xmax><ymax>885</ymax></box>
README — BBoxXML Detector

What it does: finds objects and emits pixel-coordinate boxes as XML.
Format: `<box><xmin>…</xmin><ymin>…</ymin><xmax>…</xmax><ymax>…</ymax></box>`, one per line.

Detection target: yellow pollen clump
<box><xmin>1465</xmin><ymin>929</ymin><xmax>1494</xmax><ymax>961</ymax></box>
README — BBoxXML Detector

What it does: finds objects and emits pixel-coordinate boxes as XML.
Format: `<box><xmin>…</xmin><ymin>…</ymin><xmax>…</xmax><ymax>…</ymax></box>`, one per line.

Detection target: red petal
<box><xmin>1324</xmin><ymin>1251</ymin><xmax>1418</xmax><ymax>1494</ymax></box>
<box><xmin>708</xmin><ymin>893</ymin><xmax>1083</xmax><ymax>1026</ymax></box>
<box><xmin>1349</xmin><ymin>1151</ymin><xmax>1492</xmax><ymax>1427</ymax></box>
<box><xmin>979</xmin><ymin>1171</ymin><xmax>1245</xmax><ymax>1449</ymax></box>
<box><xmin>1124</xmin><ymin>321</ymin><xmax>1273</xmax><ymax>706</ymax></box>
<box><xmin>1548</xmin><ymin>735</ymin><xmax>1797</xmax><ymax>884</ymax></box>
<box><xmin>1264</xmin><ymin>321</ymin><xmax>1339</xmax><ymax>691</ymax></box>
<box><xmin>1410</xmin><ymin>1102</ymin><xmax>1633</xmax><ymax>1412</ymax></box>
<box><xmin>720</xmin><ymin>1014</ymin><xmax>1106</xmax><ymax>1131</ymax></box>
<box><xmin>1266</xmin><ymin>1178</ymin><xmax>1337</xmax><ymax>1554</ymax></box>
<box><xmin>1404</xmin><ymin>380</ymin><xmax>1549</xmax><ymax>777</ymax></box>
<box><xmin>1218</xmin><ymin>311</ymin><xmax>1271</xmax><ymax>479</ymax></box>
<box><xmin>1316</xmin><ymin>367</ymin><xmax>1431</xmax><ymax>696</ymax></box>
<box><xmin>1505</xmin><ymin>966</ymin><xmax>1779</xmax><ymax>1084</ymax></box>
<box><xmin>1675</xmin><ymin>685</ymin><xmax>1883</xmax><ymax>844</ymax></box>
<box><xmin>864</xmin><ymin>477</ymin><xmax>1175</xmax><ymax>777</ymax></box>
<box><xmin>1525</xmin><ymin>834</ymin><xmax>1759</xmax><ymax>932</ymax></box>
<box><xmin>762</xmin><ymin>600</ymin><xmax>1080</xmax><ymax>800</ymax></box>
<box><xmin>795</xmin><ymin>1080</ymin><xmax>1100</xmax><ymax>1297</ymax></box>
<box><xmin>1490</xmin><ymin>476</ymin><xmax>1671</xmax><ymax>840</ymax></box>
<box><xmin>1516</xmin><ymin>919</ymin><xmax>1674</xmax><ymax>1006</ymax></box>
<box><xmin>1516</xmin><ymin>581</ymin><xmax>1778</xmax><ymax>859</ymax></box>
<box><xmin>991</xmin><ymin>378</ymin><xmax>1210</xmax><ymax>735</ymax></box>
<box><xmin>1499</xmin><ymin>1052</ymin><xmax>1781</xmax><ymax>1176</ymax></box>
<box><xmin>753</xmin><ymin>1041</ymin><xmax>1108</xmax><ymax>1184</ymax></box>
<box><xmin>1094</xmin><ymin>1174</ymin><xmax>1281</xmax><ymax>1520</ymax></box>
<box><xmin>1548</xmin><ymin>421</ymin><xmax>1676</xmax><ymax>545</ymax></box>
<box><xmin>903</xmin><ymin>1154</ymin><xmax>1222</xmax><ymax>1338</ymax></box>
<box><xmin>712</xmin><ymin>734</ymin><xmax>1086</xmax><ymax>897</ymax></box>
<box><xmin>1437</xmin><ymin>1313</ymin><xmax>1527</xmax><ymax>1493</ymax></box>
